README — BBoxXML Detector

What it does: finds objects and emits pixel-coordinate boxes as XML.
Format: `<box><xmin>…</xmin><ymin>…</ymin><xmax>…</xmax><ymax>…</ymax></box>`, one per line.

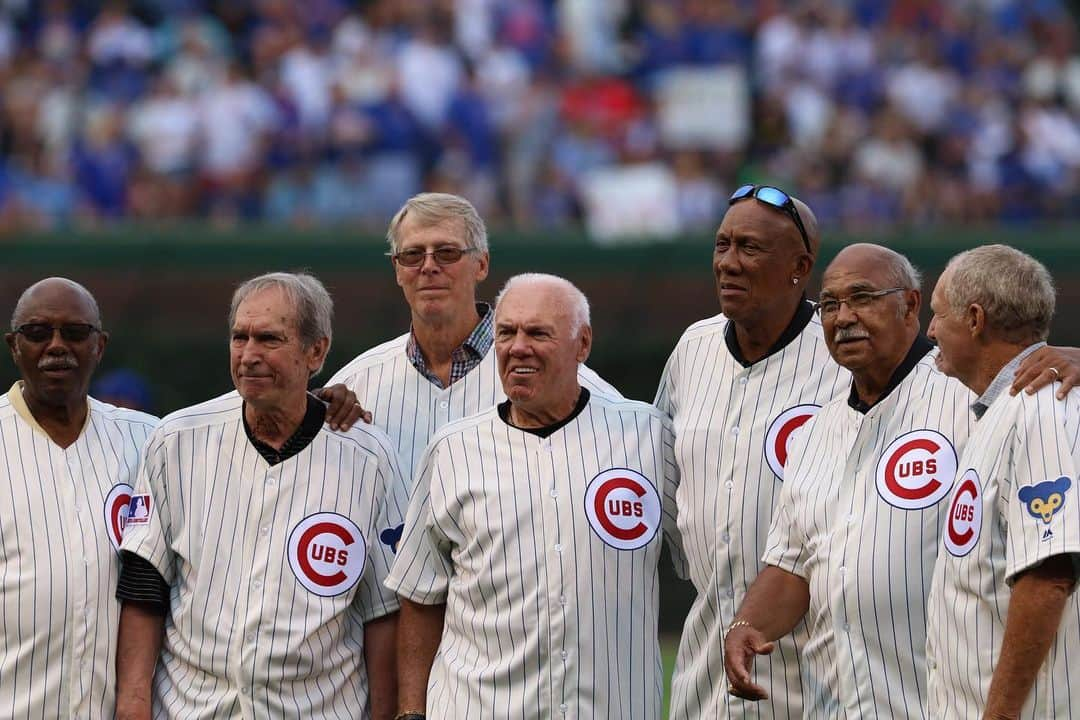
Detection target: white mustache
<box><xmin>834</xmin><ymin>327</ymin><xmax>870</xmax><ymax>343</ymax></box>
<box><xmin>39</xmin><ymin>357</ymin><xmax>78</xmax><ymax>371</ymax></box>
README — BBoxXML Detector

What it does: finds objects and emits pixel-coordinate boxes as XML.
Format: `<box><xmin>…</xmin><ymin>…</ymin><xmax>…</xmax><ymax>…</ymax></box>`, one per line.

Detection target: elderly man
<box><xmin>0</xmin><ymin>278</ymin><xmax>157</xmax><ymax>719</ymax></box>
<box><xmin>723</xmin><ymin>244</ymin><xmax>973</xmax><ymax>717</ymax></box>
<box><xmin>385</xmin><ymin>273</ymin><xmax>684</xmax><ymax>720</ymax></box>
<box><xmin>658</xmin><ymin>186</ymin><xmax>1080</xmax><ymax>719</ymax></box>
<box><xmin>115</xmin><ymin>272</ymin><xmax>407</xmax><ymax>719</ymax></box>
<box><xmin>329</xmin><ymin>192</ymin><xmax>618</xmax><ymax>483</ymax></box>
<box><xmin>926</xmin><ymin>245</ymin><xmax>1080</xmax><ymax>718</ymax></box>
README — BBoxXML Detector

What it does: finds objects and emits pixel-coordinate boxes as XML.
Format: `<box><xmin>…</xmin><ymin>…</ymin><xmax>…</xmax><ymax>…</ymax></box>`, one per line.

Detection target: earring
<box><xmin>791</xmin><ymin>277</ymin><xmax>799</xmax><ymax>285</ymax></box>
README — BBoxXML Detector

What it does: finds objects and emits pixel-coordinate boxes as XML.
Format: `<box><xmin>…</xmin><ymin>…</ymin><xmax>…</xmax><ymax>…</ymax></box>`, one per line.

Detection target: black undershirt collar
<box><xmin>498</xmin><ymin>388</ymin><xmax>591</xmax><ymax>438</ymax></box>
<box><xmin>847</xmin><ymin>335</ymin><xmax>934</xmax><ymax>414</ymax></box>
<box><xmin>242</xmin><ymin>392</ymin><xmax>327</xmax><ymax>465</ymax></box>
<box><xmin>724</xmin><ymin>296</ymin><xmax>815</xmax><ymax>368</ymax></box>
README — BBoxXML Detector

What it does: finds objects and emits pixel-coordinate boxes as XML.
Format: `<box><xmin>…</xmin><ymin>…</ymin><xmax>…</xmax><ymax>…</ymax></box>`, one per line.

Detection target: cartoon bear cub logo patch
<box><xmin>1017</xmin><ymin>476</ymin><xmax>1072</xmax><ymax>524</ymax></box>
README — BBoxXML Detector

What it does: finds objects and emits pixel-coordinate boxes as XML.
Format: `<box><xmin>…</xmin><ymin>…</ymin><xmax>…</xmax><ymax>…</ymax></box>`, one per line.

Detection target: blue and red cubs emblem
<box><xmin>944</xmin><ymin>468</ymin><xmax>982</xmax><ymax>557</ymax></box>
<box><xmin>287</xmin><ymin>512</ymin><xmax>367</xmax><ymax>596</ymax></box>
<box><xmin>875</xmin><ymin>430</ymin><xmax>957</xmax><ymax>509</ymax></box>
<box><xmin>583</xmin><ymin>468</ymin><xmax>661</xmax><ymax>551</ymax></box>
<box><xmin>764</xmin><ymin>404</ymin><xmax>820</xmax><ymax>479</ymax></box>
<box><xmin>103</xmin><ymin>483</ymin><xmax>134</xmax><ymax>550</ymax></box>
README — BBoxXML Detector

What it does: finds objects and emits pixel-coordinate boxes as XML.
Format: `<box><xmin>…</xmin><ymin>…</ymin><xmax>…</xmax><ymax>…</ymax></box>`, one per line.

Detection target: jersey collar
<box><xmin>7</xmin><ymin>381</ymin><xmax>91</xmax><ymax>441</ymax></box>
<box><xmin>971</xmin><ymin>341</ymin><xmax>1046</xmax><ymax>419</ymax></box>
<box><xmin>724</xmin><ymin>296</ymin><xmax>815</xmax><ymax>368</ymax></box>
<box><xmin>498</xmin><ymin>388</ymin><xmax>591</xmax><ymax>438</ymax></box>
<box><xmin>847</xmin><ymin>335</ymin><xmax>934</xmax><ymax>413</ymax></box>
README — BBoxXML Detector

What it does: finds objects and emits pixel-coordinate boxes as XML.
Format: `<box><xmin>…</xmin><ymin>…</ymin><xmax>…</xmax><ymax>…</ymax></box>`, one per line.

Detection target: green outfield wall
<box><xmin>3</xmin><ymin>224</ymin><xmax>1077</xmax><ymax>629</ymax></box>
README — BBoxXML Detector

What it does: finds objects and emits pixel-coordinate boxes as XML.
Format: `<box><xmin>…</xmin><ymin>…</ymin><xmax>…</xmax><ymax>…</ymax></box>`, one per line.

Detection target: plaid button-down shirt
<box><xmin>406</xmin><ymin>303</ymin><xmax>493</xmax><ymax>389</ymax></box>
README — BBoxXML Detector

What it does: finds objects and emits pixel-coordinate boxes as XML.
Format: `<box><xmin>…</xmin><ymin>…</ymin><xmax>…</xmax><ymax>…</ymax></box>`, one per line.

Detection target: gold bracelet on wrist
<box><xmin>724</xmin><ymin>619</ymin><xmax>755</xmax><ymax>641</ymax></box>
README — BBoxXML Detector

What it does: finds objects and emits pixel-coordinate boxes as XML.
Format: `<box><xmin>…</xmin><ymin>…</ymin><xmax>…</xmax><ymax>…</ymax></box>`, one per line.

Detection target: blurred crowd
<box><xmin>0</xmin><ymin>0</ymin><xmax>1078</xmax><ymax>236</ymax></box>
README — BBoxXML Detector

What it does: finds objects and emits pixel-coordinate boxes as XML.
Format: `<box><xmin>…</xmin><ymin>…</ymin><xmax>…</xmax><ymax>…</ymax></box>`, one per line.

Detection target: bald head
<box><xmin>495</xmin><ymin>273</ymin><xmax>590</xmax><ymax>337</ymax></box>
<box><xmin>824</xmin><ymin>244</ymin><xmax>921</xmax><ymax>292</ymax></box>
<box><xmin>791</xmin><ymin>196</ymin><xmax>820</xmax><ymax>259</ymax></box>
<box><xmin>11</xmin><ymin>278</ymin><xmax>101</xmax><ymax>330</ymax></box>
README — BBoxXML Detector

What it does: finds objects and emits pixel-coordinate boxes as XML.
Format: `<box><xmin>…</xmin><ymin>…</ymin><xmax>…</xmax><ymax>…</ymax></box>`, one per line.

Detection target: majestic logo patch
<box><xmin>944</xmin><ymin>469</ymin><xmax>982</xmax><ymax>557</ymax></box>
<box><xmin>763</xmin><ymin>404</ymin><xmax>821</xmax><ymax>480</ymax></box>
<box><xmin>103</xmin><ymin>483</ymin><xmax>134</xmax><ymax>550</ymax></box>
<box><xmin>1018</xmin><ymin>476</ymin><xmax>1072</xmax><ymax>525</ymax></box>
<box><xmin>287</xmin><ymin>513</ymin><xmax>367</xmax><ymax>597</ymax></box>
<box><xmin>380</xmin><ymin>523</ymin><xmax>404</xmax><ymax>554</ymax></box>
<box><xmin>875</xmin><ymin>430</ymin><xmax>957</xmax><ymax>509</ymax></box>
<box><xmin>125</xmin><ymin>494</ymin><xmax>152</xmax><ymax>526</ymax></box>
<box><xmin>583</xmin><ymin>468</ymin><xmax>661</xmax><ymax>551</ymax></box>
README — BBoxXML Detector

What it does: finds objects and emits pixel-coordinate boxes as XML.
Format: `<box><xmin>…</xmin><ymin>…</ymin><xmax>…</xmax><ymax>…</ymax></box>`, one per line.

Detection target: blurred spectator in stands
<box><xmin>72</xmin><ymin>104</ymin><xmax>135</xmax><ymax>219</ymax></box>
<box><xmin>92</xmin><ymin>368</ymin><xmax>154</xmax><ymax>413</ymax></box>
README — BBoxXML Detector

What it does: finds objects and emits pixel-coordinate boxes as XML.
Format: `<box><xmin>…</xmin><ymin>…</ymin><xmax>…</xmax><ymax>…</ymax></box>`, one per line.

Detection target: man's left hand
<box><xmin>1011</xmin><ymin>346</ymin><xmax>1080</xmax><ymax>400</ymax></box>
<box><xmin>312</xmin><ymin>385</ymin><xmax>371</xmax><ymax>431</ymax></box>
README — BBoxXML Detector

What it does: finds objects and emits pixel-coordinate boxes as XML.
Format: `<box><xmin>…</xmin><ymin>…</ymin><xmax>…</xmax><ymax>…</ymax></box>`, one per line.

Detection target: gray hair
<box><xmin>886</xmin><ymin>252</ymin><xmax>922</xmax><ymax>291</ymax></box>
<box><xmin>386</xmin><ymin>192</ymin><xmax>488</xmax><ymax>254</ymax></box>
<box><xmin>495</xmin><ymin>273</ymin><xmax>591</xmax><ymax>336</ymax></box>
<box><xmin>229</xmin><ymin>272</ymin><xmax>334</xmax><ymax>374</ymax></box>
<box><xmin>943</xmin><ymin>245</ymin><xmax>1055</xmax><ymax>343</ymax></box>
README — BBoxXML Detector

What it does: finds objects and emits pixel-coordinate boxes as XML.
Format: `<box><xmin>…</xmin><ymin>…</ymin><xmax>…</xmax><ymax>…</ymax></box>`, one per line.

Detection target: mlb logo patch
<box><xmin>126</xmin><ymin>494</ymin><xmax>153</xmax><ymax>525</ymax></box>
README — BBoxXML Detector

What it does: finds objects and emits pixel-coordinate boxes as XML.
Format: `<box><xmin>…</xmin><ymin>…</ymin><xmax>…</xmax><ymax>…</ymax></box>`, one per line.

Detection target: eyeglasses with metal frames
<box><xmin>13</xmin><ymin>323</ymin><xmax>101</xmax><ymax>343</ymax></box>
<box><xmin>388</xmin><ymin>246</ymin><xmax>480</xmax><ymax>267</ymax></box>
<box><xmin>816</xmin><ymin>287</ymin><xmax>906</xmax><ymax>317</ymax></box>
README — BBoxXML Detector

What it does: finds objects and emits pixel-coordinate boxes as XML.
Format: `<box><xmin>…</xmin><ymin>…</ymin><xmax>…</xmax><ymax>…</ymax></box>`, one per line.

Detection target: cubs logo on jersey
<box><xmin>287</xmin><ymin>512</ymin><xmax>367</xmax><ymax>596</ymax></box>
<box><xmin>764</xmin><ymin>404</ymin><xmax>821</xmax><ymax>479</ymax></box>
<box><xmin>380</xmin><ymin>523</ymin><xmax>404</xmax><ymax>554</ymax></box>
<box><xmin>584</xmin><ymin>468</ymin><xmax>661</xmax><ymax>551</ymax></box>
<box><xmin>1017</xmin><ymin>476</ymin><xmax>1072</xmax><ymax>524</ymax></box>
<box><xmin>103</xmin><ymin>482</ymin><xmax>134</xmax><ymax>550</ymax></box>
<box><xmin>944</xmin><ymin>469</ymin><xmax>982</xmax><ymax>557</ymax></box>
<box><xmin>875</xmin><ymin>430</ymin><xmax>957</xmax><ymax>509</ymax></box>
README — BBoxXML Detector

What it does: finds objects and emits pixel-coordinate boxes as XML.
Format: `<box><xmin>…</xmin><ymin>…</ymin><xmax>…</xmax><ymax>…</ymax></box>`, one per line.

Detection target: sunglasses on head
<box><xmin>729</xmin><ymin>184</ymin><xmax>812</xmax><ymax>255</ymax></box>
<box><xmin>14</xmin><ymin>323</ymin><xmax>100</xmax><ymax>343</ymax></box>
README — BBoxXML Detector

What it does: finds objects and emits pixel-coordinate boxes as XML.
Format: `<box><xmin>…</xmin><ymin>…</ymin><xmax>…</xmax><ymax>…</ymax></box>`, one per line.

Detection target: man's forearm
<box><xmin>364</xmin><ymin>612</ymin><xmax>399</xmax><ymax>720</ymax></box>
<box><xmin>984</xmin><ymin>556</ymin><xmax>1076</xmax><ymax>719</ymax></box>
<box><xmin>734</xmin><ymin>565</ymin><xmax>811</xmax><ymax>640</ymax></box>
<box><xmin>397</xmin><ymin>598</ymin><xmax>446</xmax><ymax>713</ymax></box>
<box><xmin>115</xmin><ymin>601</ymin><xmax>165</xmax><ymax>720</ymax></box>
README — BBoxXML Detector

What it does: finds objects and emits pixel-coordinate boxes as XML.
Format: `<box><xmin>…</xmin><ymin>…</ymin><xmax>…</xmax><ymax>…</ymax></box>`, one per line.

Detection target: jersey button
<box><xmin>738</xmin><ymin>376</ymin><xmax>748</xmax><ymax>385</ymax></box>
<box><xmin>554</xmin><ymin>543</ymin><xmax>564</xmax><ymax>553</ymax></box>
<box><xmin>724</xmin><ymin>481</ymin><xmax>734</xmax><ymax>490</ymax></box>
<box><xmin>560</xmin><ymin>650</ymin><xmax>568</xmax><ymax>660</ymax></box>
<box><xmin>265</xmin><ymin>475</ymin><xmax>276</xmax><ymax>485</ymax></box>
<box><xmin>260</xmin><ymin>526</ymin><xmax>270</xmax><ymax>536</ymax></box>
<box><xmin>559</xmin><ymin>704</ymin><xmax>568</xmax><ymax>714</ymax></box>
<box><xmin>731</xmin><ymin>426</ymin><xmax>740</xmax><ymax>436</ymax></box>
<box><xmin>549</xmin><ymin>489</ymin><xmax>559</xmax><ymax>498</ymax></box>
<box><xmin>252</xmin><ymin>580</ymin><xmax>262</xmax><ymax>591</ymax></box>
<box><xmin>838</xmin><ymin>566</ymin><xmax>846</xmax><ymax>575</ymax></box>
<box><xmin>721</xmin><ymin>531</ymin><xmax>731</xmax><ymax>542</ymax></box>
<box><xmin>559</xmin><ymin>595</ymin><xmax>567</xmax><ymax>605</ymax></box>
<box><xmin>439</xmin><ymin>401</ymin><xmax>449</xmax><ymax>410</ymax></box>
<box><xmin>246</xmin><ymin>632</ymin><xmax>256</xmax><ymax>643</ymax></box>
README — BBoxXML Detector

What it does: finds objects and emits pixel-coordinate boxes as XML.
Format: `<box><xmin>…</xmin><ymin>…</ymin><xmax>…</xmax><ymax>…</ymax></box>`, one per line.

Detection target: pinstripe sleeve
<box><xmin>1003</xmin><ymin>392</ymin><xmax>1080</xmax><ymax>583</ymax></box>
<box><xmin>118</xmin><ymin>429</ymin><xmax>175</xmax><ymax>584</ymax></box>
<box><xmin>653</xmin><ymin>347</ymin><xmax>678</xmax><ymax>418</ymax></box>
<box><xmin>660</xmin><ymin>418</ymin><xmax>688</xmax><ymax>578</ymax></box>
<box><xmin>384</xmin><ymin>441</ymin><xmax>454</xmax><ymax>604</ymax></box>
<box><xmin>354</xmin><ymin>442</ymin><xmax>408</xmax><ymax>622</ymax></box>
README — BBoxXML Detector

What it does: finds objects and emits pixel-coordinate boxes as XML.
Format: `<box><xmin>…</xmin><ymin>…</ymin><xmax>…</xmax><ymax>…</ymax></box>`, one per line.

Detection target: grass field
<box><xmin>661</xmin><ymin>633</ymin><xmax>679</xmax><ymax>718</ymax></box>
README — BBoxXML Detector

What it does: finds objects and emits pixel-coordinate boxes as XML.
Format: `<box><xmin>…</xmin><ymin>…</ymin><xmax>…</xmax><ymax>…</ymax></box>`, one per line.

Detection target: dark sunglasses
<box><xmin>729</xmin><ymin>184</ymin><xmax>812</xmax><ymax>255</ymax></box>
<box><xmin>14</xmin><ymin>323</ymin><xmax>101</xmax><ymax>343</ymax></box>
<box><xmin>388</xmin><ymin>246</ymin><xmax>479</xmax><ymax>268</ymax></box>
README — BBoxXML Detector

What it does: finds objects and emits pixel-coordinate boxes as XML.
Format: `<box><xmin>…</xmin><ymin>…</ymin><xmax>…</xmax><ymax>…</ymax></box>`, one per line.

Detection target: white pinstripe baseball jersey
<box><xmin>655</xmin><ymin>307</ymin><xmax>850</xmax><ymax>719</ymax></box>
<box><xmin>927</xmin><ymin>364</ymin><xmax>1080</xmax><ymax>718</ymax></box>
<box><xmin>328</xmin><ymin>332</ymin><xmax>621</xmax><ymax>482</ymax></box>
<box><xmin>763</xmin><ymin>347</ymin><xmax>973</xmax><ymax>718</ymax></box>
<box><xmin>385</xmin><ymin>392</ymin><xmax>684</xmax><ymax>720</ymax></box>
<box><xmin>0</xmin><ymin>382</ymin><xmax>157</xmax><ymax>719</ymax></box>
<box><xmin>119</xmin><ymin>391</ymin><xmax>408</xmax><ymax>719</ymax></box>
